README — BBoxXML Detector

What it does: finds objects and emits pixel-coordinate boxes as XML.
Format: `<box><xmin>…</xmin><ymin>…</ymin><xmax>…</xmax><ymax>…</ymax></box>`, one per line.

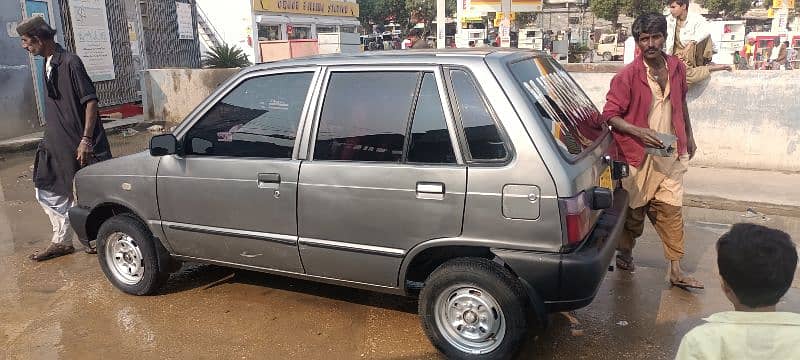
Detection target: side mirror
<box><xmin>588</xmin><ymin>186</ymin><xmax>613</xmax><ymax>210</ymax></box>
<box><xmin>150</xmin><ymin>134</ymin><xmax>178</xmax><ymax>156</ymax></box>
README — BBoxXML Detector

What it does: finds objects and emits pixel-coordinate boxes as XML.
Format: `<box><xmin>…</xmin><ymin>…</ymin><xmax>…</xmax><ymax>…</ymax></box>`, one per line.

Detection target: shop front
<box><xmin>252</xmin><ymin>0</ymin><xmax>360</xmax><ymax>62</ymax></box>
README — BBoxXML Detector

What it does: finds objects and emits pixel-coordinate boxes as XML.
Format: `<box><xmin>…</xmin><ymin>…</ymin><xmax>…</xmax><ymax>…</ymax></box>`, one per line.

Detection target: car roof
<box><xmin>248</xmin><ymin>48</ymin><xmax>548</xmax><ymax>69</ymax></box>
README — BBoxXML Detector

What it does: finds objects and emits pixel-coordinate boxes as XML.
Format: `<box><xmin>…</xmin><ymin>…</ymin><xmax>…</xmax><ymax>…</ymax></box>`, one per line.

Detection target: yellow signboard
<box><xmin>253</xmin><ymin>0</ymin><xmax>359</xmax><ymax>17</ymax></box>
<box><xmin>772</xmin><ymin>0</ymin><xmax>795</xmax><ymax>8</ymax></box>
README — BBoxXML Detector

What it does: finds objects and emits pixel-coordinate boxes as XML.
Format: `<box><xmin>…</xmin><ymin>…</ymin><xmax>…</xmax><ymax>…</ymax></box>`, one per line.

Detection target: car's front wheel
<box><xmin>97</xmin><ymin>214</ymin><xmax>169</xmax><ymax>295</ymax></box>
<box><xmin>419</xmin><ymin>258</ymin><xmax>529</xmax><ymax>360</ymax></box>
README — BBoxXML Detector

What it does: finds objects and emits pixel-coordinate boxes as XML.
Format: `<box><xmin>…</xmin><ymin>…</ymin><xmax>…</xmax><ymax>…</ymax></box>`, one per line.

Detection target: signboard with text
<box><xmin>252</xmin><ymin>0</ymin><xmax>359</xmax><ymax>17</ymax></box>
<box><xmin>177</xmin><ymin>2</ymin><xmax>194</xmax><ymax>40</ymax></box>
<box><xmin>68</xmin><ymin>0</ymin><xmax>115</xmax><ymax>82</ymax></box>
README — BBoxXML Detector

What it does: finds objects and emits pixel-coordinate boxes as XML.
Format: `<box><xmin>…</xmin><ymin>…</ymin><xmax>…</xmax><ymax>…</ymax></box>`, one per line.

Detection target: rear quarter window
<box><xmin>508</xmin><ymin>57</ymin><xmax>604</xmax><ymax>157</ymax></box>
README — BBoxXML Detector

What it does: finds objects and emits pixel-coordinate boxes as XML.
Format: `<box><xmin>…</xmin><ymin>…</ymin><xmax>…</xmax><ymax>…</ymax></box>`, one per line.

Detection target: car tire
<box><xmin>603</xmin><ymin>52</ymin><xmax>613</xmax><ymax>61</ymax></box>
<box><xmin>96</xmin><ymin>214</ymin><xmax>169</xmax><ymax>296</ymax></box>
<box><xmin>419</xmin><ymin>257</ymin><xmax>529</xmax><ymax>360</ymax></box>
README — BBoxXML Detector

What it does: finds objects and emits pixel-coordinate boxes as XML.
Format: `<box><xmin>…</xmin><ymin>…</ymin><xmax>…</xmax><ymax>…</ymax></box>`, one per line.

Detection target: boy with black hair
<box><xmin>676</xmin><ymin>223</ymin><xmax>800</xmax><ymax>359</ymax></box>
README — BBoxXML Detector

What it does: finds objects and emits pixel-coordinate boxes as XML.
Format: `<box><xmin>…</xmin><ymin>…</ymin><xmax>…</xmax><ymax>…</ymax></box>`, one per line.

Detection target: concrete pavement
<box><xmin>684</xmin><ymin>167</ymin><xmax>800</xmax><ymax>217</ymax></box>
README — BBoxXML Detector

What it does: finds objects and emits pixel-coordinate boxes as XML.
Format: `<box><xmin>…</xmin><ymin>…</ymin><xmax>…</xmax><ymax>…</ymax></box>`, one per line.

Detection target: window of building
<box><xmin>314</xmin><ymin>71</ymin><xmax>419</xmax><ymax>162</ymax></box>
<box><xmin>449</xmin><ymin>70</ymin><xmax>508</xmax><ymax>161</ymax></box>
<box><xmin>340</xmin><ymin>25</ymin><xmax>357</xmax><ymax>33</ymax></box>
<box><xmin>289</xmin><ymin>26</ymin><xmax>312</xmax><ymax>40</ymax></box>
<box><xmin>258</xmin><ymin>24</ymin><xmax>282</xmax><ymax>41</ymax></box>
<box><xmin>317</xmin><ymin>25</ymin><xmax>338</xmax><ymax>33</ymax></box>
<box><xmin>184</xmin><ymin>72</ymin><xmax>314</xmax><ymax>158</ymax></box>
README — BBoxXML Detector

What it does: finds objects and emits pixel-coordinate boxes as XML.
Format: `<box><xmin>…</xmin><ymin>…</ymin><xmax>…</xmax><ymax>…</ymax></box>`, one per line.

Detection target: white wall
<box><xmin>196</xmin><ymin>0</ymin><xmax>256</xmax><ymax>62</ymax></box>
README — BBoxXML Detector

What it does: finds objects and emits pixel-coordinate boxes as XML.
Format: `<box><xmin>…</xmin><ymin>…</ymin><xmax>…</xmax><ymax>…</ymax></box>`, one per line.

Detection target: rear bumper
<box><xmin>493</xmin><ymin>188</ymin><xmax>629</xmax><ymax>312</ymax></box>
<box><xmin>68</xmin><ymin>206</ymin><xmax>92</xmax><ymax>248</ymax></box>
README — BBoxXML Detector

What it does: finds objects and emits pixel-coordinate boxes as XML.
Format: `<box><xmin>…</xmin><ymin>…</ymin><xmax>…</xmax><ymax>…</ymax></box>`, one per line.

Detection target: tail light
<box><xmin>560</xmin><ymin>192</ymin><xmax>593</xmax><ymax>246</ymax></box>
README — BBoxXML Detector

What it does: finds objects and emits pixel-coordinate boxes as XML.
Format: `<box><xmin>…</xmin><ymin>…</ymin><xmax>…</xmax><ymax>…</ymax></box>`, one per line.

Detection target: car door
<box><xmin>156</xmin><ymin>68</ymin><xmax>318</xmax><ymax>272</ymax></box>
<box><xmin>296</xmin><ymin>67</ymin><xmax>467</xmax><ymax>287</ymax></box>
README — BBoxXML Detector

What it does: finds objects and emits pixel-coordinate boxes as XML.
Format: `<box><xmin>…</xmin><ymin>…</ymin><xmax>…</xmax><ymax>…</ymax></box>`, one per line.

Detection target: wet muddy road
<box><xmin>2</xmin><ymin>134</ymin><xmax>799</xmax><ymax>359</ymax></box>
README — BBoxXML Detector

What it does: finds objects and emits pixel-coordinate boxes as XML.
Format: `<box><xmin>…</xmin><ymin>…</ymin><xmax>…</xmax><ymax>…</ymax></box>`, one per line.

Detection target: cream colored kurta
<box><xmin>676</xmin><ymin>311</ymin><xmax>800</xmax><ymax>360</ymax></box>
<box><xmin>621</xmin><ymin>61</ymin><xmax>689</xmax><ymax>209</ymax></box>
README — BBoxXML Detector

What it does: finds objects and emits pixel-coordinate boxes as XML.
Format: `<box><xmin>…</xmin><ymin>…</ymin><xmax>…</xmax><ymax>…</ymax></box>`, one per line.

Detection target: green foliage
<box><xmin>406</xmin><ymin>0</ymin><xmax>457</xmax><ymax>24</ymax></box>
<box><xmin>590</xmin><ymin>0</ymin><xmax>626</xmax><ymax>26</ymax></box>
<box><xmin>590</xmin><ymin>0</ymin><xmax>664</xmax><ymax>27</ymax></box>
<box><xmin>701</xmin><ymin>0</ymin><xmax>753</xmax><ymax>16</ymax></box>
<box><xmin>202</xmin><ymin>43</ymin><xmax>251</xmax><ymax>69</ymax></box>
<box><xmin>625</xmin><ymin>0</ymin><xmax>665</xmax><ymax>17</ymax></box>
<box><xmin>358</xmin><ymin>0</ymin><xmax>409</xmax><ymax>29</ymax></box>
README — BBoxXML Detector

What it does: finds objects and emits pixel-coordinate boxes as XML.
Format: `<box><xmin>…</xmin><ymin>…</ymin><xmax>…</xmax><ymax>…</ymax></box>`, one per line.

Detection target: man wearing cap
<box><xmin>17</xmin><ymin>16</ymin><xmax>112</xmax><ymax>261</ymax></box>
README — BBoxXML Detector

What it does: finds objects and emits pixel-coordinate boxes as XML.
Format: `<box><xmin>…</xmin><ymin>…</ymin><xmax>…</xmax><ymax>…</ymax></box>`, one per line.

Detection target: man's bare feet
<box><xmin>669</xmin><ymin>260</ymin><xmax>704</xmax><ymax>290</ymax></box>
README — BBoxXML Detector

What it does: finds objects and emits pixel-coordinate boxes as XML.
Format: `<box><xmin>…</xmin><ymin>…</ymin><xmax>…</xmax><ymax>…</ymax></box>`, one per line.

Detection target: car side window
<box><xmin>449</xmin><ymin>70</ymin><xmax>508</xmax><ymax>161</ymax></box>
<box><xmin>408</xmin><ymin>73</ymin><xmax>456</xmax><ymax>164</ymax></box>
<box><xmin>314</xmin><ymin>71</ymin><xmax>418</xmax><ymax>162</ymax></box>
<box><xmin>184</xmin><ymin>72</ymin><xmax>314</xmax><ymax>158</ymax></box>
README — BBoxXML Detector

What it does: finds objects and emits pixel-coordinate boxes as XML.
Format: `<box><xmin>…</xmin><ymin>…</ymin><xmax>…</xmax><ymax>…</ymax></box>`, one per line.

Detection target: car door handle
<box><xmin>257</xmin><ymin>173</ymin><xmax>281</xmax><ymax>189</ymax></box>
<box><xmin>416</xmin><ymin>182</ymin><xmax>444</xmax><ymax>194</ymax></box>
<box><xmin>416</xmin><ymin>182</ymin><xmax>445</xmax><ymax>200</ymax></box>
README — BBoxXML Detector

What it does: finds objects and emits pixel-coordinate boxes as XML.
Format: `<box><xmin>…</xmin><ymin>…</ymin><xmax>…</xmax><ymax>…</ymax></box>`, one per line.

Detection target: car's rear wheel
<box><xmin>419</xmin><ymin>258</ymin><xmax>529</xmax><ymax>360</ymax></box>
<box><xmin>97</xmin><ymin>214</ymin><xmax>168</xmax><ymax>295</ymax></box>
<box><xmin>603</xmin><ymin>52</ymin><xmax>613</xmax><ymax>61</ymax></box>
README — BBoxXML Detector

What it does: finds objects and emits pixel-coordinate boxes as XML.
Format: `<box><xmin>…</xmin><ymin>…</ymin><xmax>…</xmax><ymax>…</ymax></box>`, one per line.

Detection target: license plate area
<box><xmin>599</xmin><ymin>166</ymin><xmax>613</xmax><ymax>190</ymax></box>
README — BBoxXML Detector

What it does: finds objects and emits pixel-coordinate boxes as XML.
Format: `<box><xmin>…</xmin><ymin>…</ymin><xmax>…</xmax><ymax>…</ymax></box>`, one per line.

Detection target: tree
<box><xmin>701</xmin><ymin>0</ymin><xmax>753</xmax><ymax>17</ymax></box>
<box><xmin>358</xmin><ymin>0</ymin><xmax>409</xmax><ymax>30</ymax></box>
<box><xmin>590</xmin><ymin>0</ymin><xmax>626</xmax><ymax>28</ymax></box>
<box><xmin>202</xmin><ymin>43</ymin><xmax>251</xmax><ymax>69</ymax></box>
<box><xmin>405</xmin><ymin>0</ymin><xmax>457</xmax><ymax>26</ymax></box>
<box><xmin>625</xmin><ymin>0</ymin><xmax>665</xmax><ymax>17</ymax></box>
<box><xmin>590</xmin><ymin>0</ymin><xmax>664</xmax><ymax>28</ymax></box>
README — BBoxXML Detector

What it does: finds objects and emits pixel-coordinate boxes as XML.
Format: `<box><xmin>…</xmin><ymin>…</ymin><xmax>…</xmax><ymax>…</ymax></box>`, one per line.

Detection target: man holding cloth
<box><xmin>602</xmin><ymin>13</ymin><xmax>703</xmax><ymax>289</ymax></box>
<box><xmin>17</xmin><ymin>16</ymin><xmax>112</xmax><ymax>261</ymax></box>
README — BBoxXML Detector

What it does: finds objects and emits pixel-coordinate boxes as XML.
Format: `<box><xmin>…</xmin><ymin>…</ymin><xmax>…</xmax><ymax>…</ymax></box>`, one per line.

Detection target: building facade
<box><xmin>2</xmin><ymin>0</ymin><xmax>200</xmax><ymax>141</ymax></box>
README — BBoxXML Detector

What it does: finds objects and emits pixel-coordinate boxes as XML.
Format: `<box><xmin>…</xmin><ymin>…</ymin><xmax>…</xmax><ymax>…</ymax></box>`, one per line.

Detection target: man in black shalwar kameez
<box><xmin>17</xmin><ymin>17</ymin><xmax>112</xmax><ymax>261</ymax></box>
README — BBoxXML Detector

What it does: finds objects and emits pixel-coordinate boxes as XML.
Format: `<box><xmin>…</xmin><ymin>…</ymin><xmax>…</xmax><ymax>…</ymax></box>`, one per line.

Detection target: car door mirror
<box><xmin>150</xmin><ymin>134</ymin><xmax>178</xmax><ymax>156</ymax></box>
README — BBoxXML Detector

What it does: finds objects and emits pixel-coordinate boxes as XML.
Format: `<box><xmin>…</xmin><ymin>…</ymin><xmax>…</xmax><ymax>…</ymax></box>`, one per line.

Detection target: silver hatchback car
<box><xmin>70</xmin><ymin>49</ymin><xmax>628</xmax><ymax>359</ymax></box>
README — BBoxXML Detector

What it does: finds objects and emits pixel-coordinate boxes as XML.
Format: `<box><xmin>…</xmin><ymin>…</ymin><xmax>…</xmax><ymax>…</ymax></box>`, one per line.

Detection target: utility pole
<box><xmin>501</xmin><ymin>0</ymin><xmax>512</xmax><ymax>47</ymax></box>
<box><xmin>437</xmin><ymin>0</ymin><xmax>446</xmax><ymax>48</ymax></box>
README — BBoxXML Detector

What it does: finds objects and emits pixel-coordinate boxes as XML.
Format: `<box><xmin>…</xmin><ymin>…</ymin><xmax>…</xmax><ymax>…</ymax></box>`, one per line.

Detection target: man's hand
<box><xmin>633</xmin><ymin>127</ymin><xmax>664</xmax><ymax>148</ymax></box>
<box><xmin>76</xmin><ymin>141</ymin><xmax>93</xmax><ymax>166</ymax></box>
<box><xmin>687</xmin><ymin>135</ymin><xmax>698</xmax><ymax>160</ymax></box>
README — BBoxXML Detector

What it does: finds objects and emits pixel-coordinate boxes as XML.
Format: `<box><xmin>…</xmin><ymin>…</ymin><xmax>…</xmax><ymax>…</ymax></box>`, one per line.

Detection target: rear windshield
<box><xmin>509</xmin><ymin>57</ymin><xmax>604</xmax><ymax>157</ymax></box>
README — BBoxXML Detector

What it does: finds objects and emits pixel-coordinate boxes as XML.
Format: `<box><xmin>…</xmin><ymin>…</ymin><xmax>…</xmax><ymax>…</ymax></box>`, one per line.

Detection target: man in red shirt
<box><xmin>601</xmin><ymin>13</ymin><xmax>703</xmax><ymax>289</ymax></box>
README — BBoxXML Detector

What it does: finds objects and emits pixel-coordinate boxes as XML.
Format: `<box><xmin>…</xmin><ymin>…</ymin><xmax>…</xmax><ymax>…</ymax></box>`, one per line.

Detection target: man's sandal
<box><xmin>670</xmin><ymin>276</ymin><xmax>705</xmax><ymax>291</ymax></box>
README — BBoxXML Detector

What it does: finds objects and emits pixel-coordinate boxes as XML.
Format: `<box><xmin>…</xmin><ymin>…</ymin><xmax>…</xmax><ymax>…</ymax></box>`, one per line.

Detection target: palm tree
<box><xmin>202</xmin><ymin>43</ymin><xmax>251</xmax><ymax>68</ymax></box>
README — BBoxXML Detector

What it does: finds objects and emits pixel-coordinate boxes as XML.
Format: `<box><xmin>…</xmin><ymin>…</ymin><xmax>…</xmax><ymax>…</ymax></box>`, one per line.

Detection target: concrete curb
<box><xmin>684</xmin><ymin>194</ymin><xmax>800</xmax><ymax>218</ymax></box>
